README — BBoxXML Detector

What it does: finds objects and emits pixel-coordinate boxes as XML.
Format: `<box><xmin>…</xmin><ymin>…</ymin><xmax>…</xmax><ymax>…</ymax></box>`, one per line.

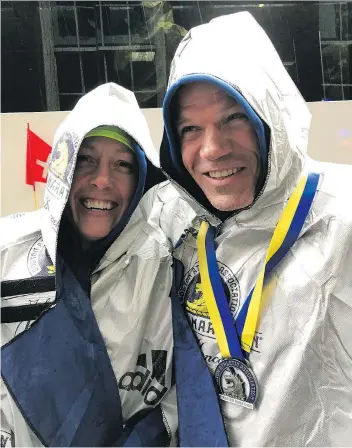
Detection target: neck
<box><xmin>80</xmin><ymin>237</ymin><xmax>93</xmax><ymax>251</ymax></box>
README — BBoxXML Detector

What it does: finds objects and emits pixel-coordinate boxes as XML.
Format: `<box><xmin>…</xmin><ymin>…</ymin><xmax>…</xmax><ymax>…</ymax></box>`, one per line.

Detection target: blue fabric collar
<box><xmin>1</xmin><ymin>257</ymin><xmax>123</xmax><ymax>446</ymax></box>
<box><xmin>170</xmin><ymin>257</ymin><xmax>229</xmax><ymax>447</ymax></box>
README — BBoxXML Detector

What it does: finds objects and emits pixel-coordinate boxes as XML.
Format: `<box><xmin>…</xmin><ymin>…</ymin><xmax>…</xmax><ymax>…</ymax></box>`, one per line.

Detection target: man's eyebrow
<box><xmin>176</xmin><ymin>115</ymin><xmax>190</xmax><ymax>128</ymax></box>
<box><xmin>176</xmin><ymin>102</ymin><xmax>239</xmax><ymax>128</ymax></box>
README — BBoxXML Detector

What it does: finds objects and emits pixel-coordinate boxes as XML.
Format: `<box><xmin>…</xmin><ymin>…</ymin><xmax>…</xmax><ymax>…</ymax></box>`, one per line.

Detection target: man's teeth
<box><xmin>83</xmin><ymin>199</ymin><xmax>115</xmax><ymax>210</ymax></box>
<box><xmin>208</xmin><ymin>168</ymin><xmax>241</xmax><ymax>178</ymax></box>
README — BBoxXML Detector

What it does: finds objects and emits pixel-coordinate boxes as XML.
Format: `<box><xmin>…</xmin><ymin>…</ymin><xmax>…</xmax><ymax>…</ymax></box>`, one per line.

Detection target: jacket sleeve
<box><xmin>1</xmin><ymin>377</ymin><xmax>44</xmax><ymax>447</ymax></box>
<box><xmin>160</xmin><ymin>385</ymin><xmax>178</xmax><ymax>447</ymax></box>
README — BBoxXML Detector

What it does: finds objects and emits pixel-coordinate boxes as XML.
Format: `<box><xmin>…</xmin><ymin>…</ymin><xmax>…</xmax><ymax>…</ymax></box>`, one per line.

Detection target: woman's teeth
<box><xmin>82</xmin><ymin>199</ymin><xmax>115</xmax><ymax>210</ymax></box>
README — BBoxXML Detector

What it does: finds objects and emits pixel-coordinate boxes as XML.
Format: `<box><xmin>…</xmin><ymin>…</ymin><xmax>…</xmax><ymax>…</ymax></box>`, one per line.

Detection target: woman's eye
<box><xmin>76</xmin><ymin>154</ymin><xmax>94</xmax><ymax>165</ymax></box>
<box><xmin>116</xmin><ymin>160</ymin><xmax>135</xmax><ymax>174</ymax></box>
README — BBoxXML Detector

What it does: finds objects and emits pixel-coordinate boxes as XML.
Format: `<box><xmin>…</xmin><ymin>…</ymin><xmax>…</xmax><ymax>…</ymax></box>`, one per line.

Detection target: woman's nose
<box><xmin>90</xmin><ymin>163</ymin><xmax>112</xmax><ymax>189</ymax></box>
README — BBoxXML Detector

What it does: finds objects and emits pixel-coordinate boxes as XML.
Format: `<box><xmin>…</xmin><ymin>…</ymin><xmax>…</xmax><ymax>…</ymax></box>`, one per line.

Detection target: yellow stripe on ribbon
<box><xmin>241</xmin><ymin>175</ymin><xmax>308</xmax><ymax>353</ymax></box>
<box><xmin>197</xmin><ymin>221</ymin><xmax>231</xmax><ymax>358</ymax></box>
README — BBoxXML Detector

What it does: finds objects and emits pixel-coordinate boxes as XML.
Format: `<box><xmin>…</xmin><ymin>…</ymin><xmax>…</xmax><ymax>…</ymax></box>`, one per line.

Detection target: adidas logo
<box><xmin>118</xmin><ymin>350</ymin><xmax>168</xmax><ymax>406</ymax></box>
<box><xmin>1</xmin><ymin>431</ymin><xmax>12</xmax><ymax>448</ymax></box>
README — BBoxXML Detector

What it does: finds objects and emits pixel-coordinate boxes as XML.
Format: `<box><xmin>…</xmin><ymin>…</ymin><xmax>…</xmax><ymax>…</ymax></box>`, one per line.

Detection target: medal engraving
<box><xmin>215</xmin><ymin>358</ymin><xmax>258</xmax><ymax>409</ymax></box>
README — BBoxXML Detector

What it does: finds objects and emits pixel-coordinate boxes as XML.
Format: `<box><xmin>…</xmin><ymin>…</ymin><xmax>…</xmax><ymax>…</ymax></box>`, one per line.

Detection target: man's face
<box><xmin>68</xmin><ymin>136</ymin><xmax>137</xmax><ymax>243</ymax></box>
<box><xmin>177</xmin><ymin>82</ymin><xmax>261</xmax><ymax>211</ymax></box>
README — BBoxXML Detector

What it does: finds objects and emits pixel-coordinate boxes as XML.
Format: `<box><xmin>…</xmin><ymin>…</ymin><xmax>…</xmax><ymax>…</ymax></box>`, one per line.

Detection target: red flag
<box><xmin>26</xmin><ymin>124</ymin><xmax>51</xmax><ymax>186</ymax></box>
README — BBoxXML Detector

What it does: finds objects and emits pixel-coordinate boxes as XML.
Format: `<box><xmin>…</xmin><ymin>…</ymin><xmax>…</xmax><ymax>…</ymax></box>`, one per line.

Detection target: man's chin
<box><xmin>207</xmin><ymin>194</ymin><xmax>254</xmax><ymax>212</ymax></box>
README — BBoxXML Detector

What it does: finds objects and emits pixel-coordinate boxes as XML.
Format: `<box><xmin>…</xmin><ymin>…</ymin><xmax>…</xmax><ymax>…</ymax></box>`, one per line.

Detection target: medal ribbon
<box><xmin>197</xmin><ymin>173</ymin><xmax>320</xmax><ymax>361</ymax></box>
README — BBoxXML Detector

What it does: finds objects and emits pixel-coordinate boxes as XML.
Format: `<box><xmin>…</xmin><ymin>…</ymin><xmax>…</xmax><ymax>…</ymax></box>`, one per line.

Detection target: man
<box><xmin>153</xmin><ymin>12</ymin><xmax>352</xmax><ymax>446</ymax></box>
<box><xmin>1</xmin><ymin>83</ymin><xmax>176</xmax><ymax>447</ymax></box>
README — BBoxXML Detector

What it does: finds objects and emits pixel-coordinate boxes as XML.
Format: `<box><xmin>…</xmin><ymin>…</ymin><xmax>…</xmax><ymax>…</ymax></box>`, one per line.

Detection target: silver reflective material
<box><xmin>154</xmin><ymin>11</ymin><xmax>352</xmax><ymax>446</ymax></box>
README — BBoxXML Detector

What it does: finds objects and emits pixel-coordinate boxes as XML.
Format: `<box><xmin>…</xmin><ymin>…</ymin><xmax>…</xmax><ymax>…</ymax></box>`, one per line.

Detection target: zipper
<box><xmin>160</xmin><ymin>404</ymin><xmax>173</xmax><ymax>447</ymax></box>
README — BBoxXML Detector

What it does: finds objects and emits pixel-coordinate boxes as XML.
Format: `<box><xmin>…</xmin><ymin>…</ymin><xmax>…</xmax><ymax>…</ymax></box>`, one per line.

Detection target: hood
<box><xmin>41</xmin><ymin>82</ymin><xmax>159</xmax><ymax>265</ymax></box>
<box><xmin>161</xmin><ymin>12</ymin><xmax>310</xmax><ymax>224</ymax></box>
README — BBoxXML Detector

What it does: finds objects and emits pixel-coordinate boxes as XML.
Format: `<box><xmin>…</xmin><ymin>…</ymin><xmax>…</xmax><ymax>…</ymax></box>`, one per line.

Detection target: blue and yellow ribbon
<box><xmin>197</xmin><ymin>173</ymin><xmax>320</xmax><ymax>361</ymax></box>
<box><xmin>197</xmin><ymin>223</ymin><xmax>242</xmax><ymax>359</ymax></box>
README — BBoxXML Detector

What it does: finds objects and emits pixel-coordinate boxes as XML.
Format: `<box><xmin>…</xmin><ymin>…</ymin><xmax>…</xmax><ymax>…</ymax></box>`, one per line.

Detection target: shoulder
<box><xmin>138</xmin><ymin>181</ymin><xmax>181</xmax><ymax>214</ymax></box>
<box><xmin>309</xmin><ymin>159</ymin><xmax>352</xmax><ymax>198</ymax></box>
<box><xmin>0</xmin><ymin>210</ymin><xmax>43</xmax><ymax>252</ymax></box>
<box><xmin>304</xmin><ymin>161</ymin><xmax>352</xmax><ymax>277</ymax></box>
<box><xmin>0</xmin><ymin>210</ymin><xmax>49</xmax><ymax>281</ymax></box>
<box><xmin>143</xmin><ymin>181</ymin><xmax>196</xmax><ymax>247</ymax></box>
<box><xmin>305</xmin><ymin>160</ymin><xmax>352</xmax><ymax>223</ymax></box>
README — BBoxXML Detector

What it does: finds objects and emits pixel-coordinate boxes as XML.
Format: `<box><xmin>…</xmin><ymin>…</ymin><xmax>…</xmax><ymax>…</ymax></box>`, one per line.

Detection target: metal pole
<box><xmin>127</xmin><ymin>5</ymin><xmax>135</xmax><ymax>92</ymax></box>
<box><xmin>73</xmin><ymin>1</ymin><xmax>85</xmax><ymax>94</ymax></box>
<box><xmin>39</xmin><ymin>1</ymin><xmax>60</xmax><ymax>110</ymax></box>
<box><xmin>318</xmin><ymin>30</ymin><xmax>327</xmax><ymax>100</ymax></box>
<box><xmin>99</xmin><ymin>1</ymin><xmax>108</xmax><ymax>83</ymax></box>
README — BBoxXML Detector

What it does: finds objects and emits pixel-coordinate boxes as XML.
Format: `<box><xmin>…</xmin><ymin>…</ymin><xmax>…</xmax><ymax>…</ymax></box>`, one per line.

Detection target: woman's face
<box><xmin>68</xmin><ymin>136</ymin><xmax>137</xmax><ymax>243</ymax></box>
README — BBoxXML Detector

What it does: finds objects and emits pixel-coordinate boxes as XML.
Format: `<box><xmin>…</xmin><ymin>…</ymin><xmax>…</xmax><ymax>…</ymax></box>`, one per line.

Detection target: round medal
<box><xmin>214</xmin><ymin>358</ymin><xmax>258</xmax><ymax>409</ymax></box>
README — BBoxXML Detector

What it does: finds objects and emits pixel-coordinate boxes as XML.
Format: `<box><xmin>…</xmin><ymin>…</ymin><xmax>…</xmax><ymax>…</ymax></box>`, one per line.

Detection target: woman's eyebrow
<box><xmin>79</xmin><ymin>141</ymin><xmax>96</xmax><ymax>152</ymax></box>
<box><xmin>115</xmin><ymin>147</ymin><xmax>133</xmax><ymax>154</ymax></box>
<box><xmin>79</xmin><ymin>143</ymin><xmax>132</xmax><ymax>155</ymax></box>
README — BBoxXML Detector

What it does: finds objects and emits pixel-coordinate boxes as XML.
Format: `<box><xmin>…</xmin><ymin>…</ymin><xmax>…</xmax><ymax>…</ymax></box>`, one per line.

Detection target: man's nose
<box><xmin>90</xmin><ymin>163</ymin><xmax>112</xmax><ymax>189</ymax></box>
<box><xmin>200</xmin><ymin>126</ymin><xmax>231</xmax><ymax>161</ymax></box>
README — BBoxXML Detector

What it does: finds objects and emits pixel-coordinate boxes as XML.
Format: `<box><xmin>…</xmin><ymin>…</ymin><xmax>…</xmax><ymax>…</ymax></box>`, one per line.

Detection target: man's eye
<box><xmin>223</xmin><ymin>112</ymin><xmax>249</xmax><ymax>125</ymax></box>
<box><xmin>179</xmin><ymin>125</ymin><xmax>200</xmax><ymax>136</ymax></box>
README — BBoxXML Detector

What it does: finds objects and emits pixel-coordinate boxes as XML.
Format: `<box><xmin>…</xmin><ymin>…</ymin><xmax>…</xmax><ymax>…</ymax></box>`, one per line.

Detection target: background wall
<box><xmin>1</xmin><ymin>101</ymin><xmax>352</xmax><ymax>217</ymax></box>
<box><xmin>2</xmin><ymin>2</ymin><xmax>352</xmax><ymax>112</ymax></box>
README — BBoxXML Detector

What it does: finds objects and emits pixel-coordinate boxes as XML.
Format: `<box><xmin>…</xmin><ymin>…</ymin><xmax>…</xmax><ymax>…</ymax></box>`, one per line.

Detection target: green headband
<box><xmin>84</xmin><ymin>125</ymin><xmax>134</xmax><ymax>152</ymax></box>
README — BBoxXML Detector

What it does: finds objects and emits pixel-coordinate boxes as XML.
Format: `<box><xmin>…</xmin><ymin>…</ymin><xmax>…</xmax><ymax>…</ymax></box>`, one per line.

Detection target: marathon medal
<box><xmin>214</xmin><ymin>358</ymin><xmax>258</xmax><ymax>409</ymax></box>
<box><xmin>196</xmin><ymin>173</ymin><xmax>320</xmax><ymax>411</ymax></box>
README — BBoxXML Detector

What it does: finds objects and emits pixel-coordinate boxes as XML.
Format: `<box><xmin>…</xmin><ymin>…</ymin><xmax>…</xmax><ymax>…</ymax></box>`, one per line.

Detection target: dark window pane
<box><xmin>325</xmin><ymin>85</ymin><xmax>344</xmax><ymax>101</ymax></box>
<box><xmin>284</xmin><ymin>63</ymin><xmax>298</xmax><ymax>86</ymax></box>
<box><xmin>341</xmin><ymin>3</ymin><xmax>352</xmax><ymax>40</ymax></box>
<box><xmin>172</xmin><ymin>4</ymin><xmax>203</xmax><ymax>29</ymax></box>
<box><xmin>1</xmin><ymin>1</ymin><xmax>46</xmax><ymax>112</ymax></box>
<box><xmin>77</xmin><ymin>6</ymin><xmax>96</xmax><ymax>42</ymax></box>
<box><xmin>322</xmin><ymin>44</ymin><xmax>350</xmax><ymax>84</ymax></box>
<box><xmin>133</xmin><ymin>59</ymin><xmax>157</xmax><ymax>90</ymax></box>
<box><xmin>346</xmin><ymin>44</ymin><xmax>352</xmax><ymax>84</ymax></box>
<box><xmin>82</xmin><ymin>51</ymin><xmax>103</xmax><ymax>92</ymax></box>
<box><xmin>57</xmin><ymin>5</ymin><xmax>77</xmax><ymax>42</ymax></box>
<box><xmin>105</xmin><ymin>50</ymin><xmax>132</xmax><ymax>88</ymax></box>
<box><xmin>59</xmin><ymin>93</ymin><xmax>82</xmax><ymax>111</ymax></box>
<box><xmin>135</xmin><ymin>91</ymin><xmax>157</xmax><ymax>109</ymax></box>
<box><xmin>102</xmin><ymin>5</ymin><xmax>129</xmax><ymax>37</ymax></box>
<box><xmin>343</xmin><ymin>85</ymin><xmax>352</xmax><ymax>100</ymax></box>
<box><xmin>55</xmin><ymin>52</ymin><xmax>82</xmax><ymax>93</ymax></box>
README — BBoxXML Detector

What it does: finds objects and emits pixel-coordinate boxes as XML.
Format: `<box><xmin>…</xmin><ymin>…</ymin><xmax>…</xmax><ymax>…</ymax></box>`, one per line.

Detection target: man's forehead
<box><xmin>178</xmin><ymin>82</ymin><xmax>236</xmax><ymax>110</ymax></box>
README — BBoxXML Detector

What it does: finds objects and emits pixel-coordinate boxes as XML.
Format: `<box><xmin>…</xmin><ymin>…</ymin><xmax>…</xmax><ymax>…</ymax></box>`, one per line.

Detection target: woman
<box><xmin>1</xmin><ymin>83</ymin><xmax>176</xmax><ymax>447</ymax></box>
